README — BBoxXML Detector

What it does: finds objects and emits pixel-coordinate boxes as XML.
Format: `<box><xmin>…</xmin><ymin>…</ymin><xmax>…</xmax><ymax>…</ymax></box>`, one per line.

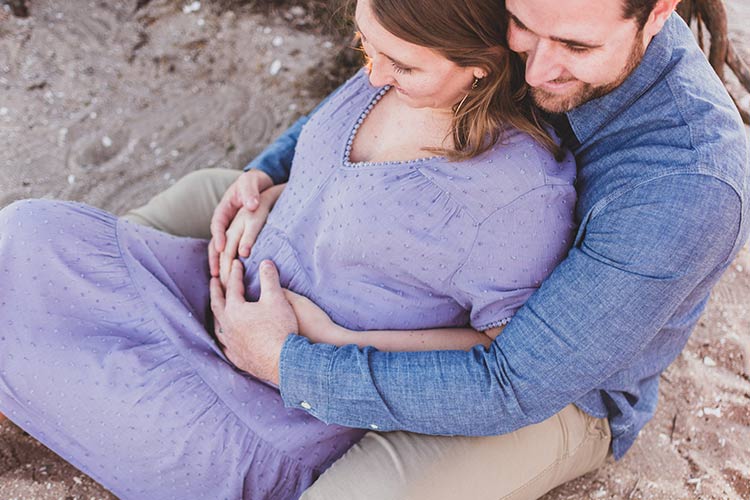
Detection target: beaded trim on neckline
<box><xmin>342</xmin><ymin>85</ymin><xmax>444</xmax><ymax>168</ymax></box>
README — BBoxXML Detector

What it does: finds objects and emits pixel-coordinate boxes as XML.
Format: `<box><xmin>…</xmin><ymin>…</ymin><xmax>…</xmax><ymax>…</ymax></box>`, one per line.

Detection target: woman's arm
<box><xmin>334</xmin><ymin>325</ymin><xmax>503</xmax><ymax>351</ymax></box>
<box><xmin>284</xmin><ymin>290</ymin><xmax>503</xmax><ymax>351</ymax></box>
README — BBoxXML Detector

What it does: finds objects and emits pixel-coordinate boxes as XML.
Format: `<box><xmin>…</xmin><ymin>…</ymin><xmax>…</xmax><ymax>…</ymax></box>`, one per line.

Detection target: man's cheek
<box><xmin>506</xmin><ymin>26</ymin><xmax>526</xmax><ymax>53</ymax></box>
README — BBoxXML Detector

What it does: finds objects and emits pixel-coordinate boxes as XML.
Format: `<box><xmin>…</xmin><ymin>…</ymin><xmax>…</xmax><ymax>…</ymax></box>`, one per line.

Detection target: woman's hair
<box><xmin>361</xmin><ymin>0</ymin><xmax>560</xmax><ymax>161</ymax></box>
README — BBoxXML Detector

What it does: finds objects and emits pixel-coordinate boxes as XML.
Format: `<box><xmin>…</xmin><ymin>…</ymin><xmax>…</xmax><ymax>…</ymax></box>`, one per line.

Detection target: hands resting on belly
<box><xmin>205</xmin><ymin>170</ymin><xmax>504</xmax><ymax>383</ymax></box>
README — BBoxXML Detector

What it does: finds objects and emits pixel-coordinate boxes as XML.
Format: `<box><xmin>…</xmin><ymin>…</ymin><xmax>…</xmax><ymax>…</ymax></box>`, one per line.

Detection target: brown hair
<box><xmin>360</xmin><ymin>0</ymin><xmax>560</xmax><ymax>161</ymax></box>
<box><xmin>622</xmin><ymin>0</ymin><xmax>660</xmax><ymax>28</ymax></box>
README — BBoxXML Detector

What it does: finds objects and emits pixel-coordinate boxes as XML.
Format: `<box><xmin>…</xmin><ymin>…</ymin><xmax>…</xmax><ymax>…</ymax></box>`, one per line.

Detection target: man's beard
<box><xmin>530</xmin><ymin>34</ymin><xmax>646</xmax><ymax>114</ymax></box>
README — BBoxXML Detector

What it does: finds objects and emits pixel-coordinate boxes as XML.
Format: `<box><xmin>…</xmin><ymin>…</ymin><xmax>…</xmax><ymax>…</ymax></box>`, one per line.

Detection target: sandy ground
<box><xmin>0</xmin><ymin>0</ymin><xmax>749</xmax><ymax>498</ymax></box>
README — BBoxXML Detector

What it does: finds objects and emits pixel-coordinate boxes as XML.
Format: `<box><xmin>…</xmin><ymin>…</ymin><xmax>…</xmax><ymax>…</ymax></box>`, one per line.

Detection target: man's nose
<box><xmin>524</xmin><ymin>40</ymin><xmax>564</xmax><ymax>88</ymax></box>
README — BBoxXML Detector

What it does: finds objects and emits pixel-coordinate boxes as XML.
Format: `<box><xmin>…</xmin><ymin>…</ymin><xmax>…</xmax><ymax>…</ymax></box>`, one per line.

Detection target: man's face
<box><xmin>506</xmin><ymin>0</ymin><xmax>647</xmax><ymax>113</ymax></box>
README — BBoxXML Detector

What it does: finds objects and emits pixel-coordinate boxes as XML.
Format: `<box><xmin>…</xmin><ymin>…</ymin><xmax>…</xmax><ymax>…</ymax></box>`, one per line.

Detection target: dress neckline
<box><xmin>342</xmin><ymin>84</ymin><xmax>445</xmax><ymax>168</ymax></box>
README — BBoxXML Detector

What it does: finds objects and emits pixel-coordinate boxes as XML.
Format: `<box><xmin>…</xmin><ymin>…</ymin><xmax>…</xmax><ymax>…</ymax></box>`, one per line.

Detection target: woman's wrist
<box><xmin>330</xmin><ymin>324</ymin><xmax>354</xmax><ymax>347</ymax></box>
<box><xmin>247</xmin><ymin>168</ymin><xmax>274</xmax><ymax>192</ymax></box>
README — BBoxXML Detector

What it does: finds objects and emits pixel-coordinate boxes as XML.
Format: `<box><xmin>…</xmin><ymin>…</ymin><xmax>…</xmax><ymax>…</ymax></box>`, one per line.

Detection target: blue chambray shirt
<box><xmin>246</xmin><ymin>14</ymin><xmax>749</xmax><ymax>459</ymax></box>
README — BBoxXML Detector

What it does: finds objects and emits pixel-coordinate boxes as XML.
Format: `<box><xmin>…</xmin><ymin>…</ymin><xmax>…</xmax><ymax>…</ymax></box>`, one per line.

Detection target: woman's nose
<box><xmin>368</xmin><ymin>55</ymin><xmax>395</xmax><ymax>87</ymax></box>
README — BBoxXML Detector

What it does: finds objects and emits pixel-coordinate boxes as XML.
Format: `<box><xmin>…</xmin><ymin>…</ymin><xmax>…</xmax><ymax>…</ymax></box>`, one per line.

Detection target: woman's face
<box><xmin>355</xmin><ymin>0</ymin><xmax>485</xmax><ymax>113</ymax></box>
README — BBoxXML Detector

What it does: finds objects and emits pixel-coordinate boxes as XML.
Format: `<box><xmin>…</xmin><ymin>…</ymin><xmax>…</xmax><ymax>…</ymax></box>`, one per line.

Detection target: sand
<box><xmin>0</xmin><ymin>0</ymin><xmax>748</xmax><ymax>498</ymax></box>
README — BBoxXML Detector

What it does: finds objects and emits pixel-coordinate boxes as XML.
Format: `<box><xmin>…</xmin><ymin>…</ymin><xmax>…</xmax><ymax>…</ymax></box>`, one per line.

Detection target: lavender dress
<box><xmin>0</xmin><ymin>70</ymin><xmax>576</xmax><ymax>500</ymax></box>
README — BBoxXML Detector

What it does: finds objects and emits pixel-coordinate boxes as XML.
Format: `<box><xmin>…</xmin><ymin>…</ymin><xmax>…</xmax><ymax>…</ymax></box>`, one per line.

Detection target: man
<box><xmin>124</xmin><ymin>0</ymin><xmax>749</xmax><ymax>497</ymax></box>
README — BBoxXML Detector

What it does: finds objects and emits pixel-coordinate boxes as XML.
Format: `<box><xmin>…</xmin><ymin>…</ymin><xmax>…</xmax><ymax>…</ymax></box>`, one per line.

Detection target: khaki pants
<box><xmin>125</xmin><ymin>168</ymin><xmax>612</xmax><ymax>500</ymax></box>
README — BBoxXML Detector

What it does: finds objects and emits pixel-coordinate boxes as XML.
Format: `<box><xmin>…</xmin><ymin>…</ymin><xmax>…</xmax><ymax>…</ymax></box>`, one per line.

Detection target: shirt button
<box><xmin>300</xmin><ymin>401</ymin><xmax>312</xmax><ymax>410</ymax></box>
<box><xmin>369</xmin><ymin>424</ymin><xmax>379</xmax><ymax>430</ymax></box>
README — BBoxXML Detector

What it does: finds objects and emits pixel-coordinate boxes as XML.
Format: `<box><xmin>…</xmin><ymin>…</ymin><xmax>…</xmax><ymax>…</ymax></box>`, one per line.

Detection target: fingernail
<box><xmin>261</xmin><ymin>259</ymin><xmax>272</xmax><ymax>269</ymax></box>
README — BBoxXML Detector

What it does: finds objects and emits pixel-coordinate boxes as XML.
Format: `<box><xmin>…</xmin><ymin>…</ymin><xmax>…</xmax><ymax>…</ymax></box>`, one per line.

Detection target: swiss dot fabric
<box><xmin>0</xmin><ymin>200</ymin><xmax>364</xmax><ymax>500</ymax></box>
<box><xmin>242</xmin><ymin>69</ymin><xmax>577</xmax><ymax>331</ymax></box>
<box><xmin>0</xmin><ymin>69</ymin><xmax>575</xmax><ymax>499</ymax></box>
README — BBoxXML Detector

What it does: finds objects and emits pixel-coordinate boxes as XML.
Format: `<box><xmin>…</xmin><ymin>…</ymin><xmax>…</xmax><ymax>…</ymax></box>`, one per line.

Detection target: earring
<box><xmin>455</xmin><ymin>78</ymin><xmax>482</xmax><ymax>116</ymax></box>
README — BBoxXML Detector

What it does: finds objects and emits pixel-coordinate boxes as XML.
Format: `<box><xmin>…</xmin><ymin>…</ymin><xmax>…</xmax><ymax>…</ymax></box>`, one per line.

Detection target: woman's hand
<box><xmin>208</xmin><ymin>169</ymin><xmax>276</xmax><ymax>277</ymax></box>
<box><xmin>283</xmin><ymin>290</ymin><xmax>350</xmax><ymax>346</ymax></box>
<box><xmin>210</xmin><ymin>181</ymin><xmax>286</xmax><ymax>284</ymax></box>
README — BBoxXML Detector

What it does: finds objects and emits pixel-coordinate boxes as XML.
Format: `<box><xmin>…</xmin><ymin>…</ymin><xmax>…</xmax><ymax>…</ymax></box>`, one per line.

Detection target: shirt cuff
<box><xmin>278</xmin><ymin>334</ymin><xmax>334</xmax><ymax>421</ymax></box>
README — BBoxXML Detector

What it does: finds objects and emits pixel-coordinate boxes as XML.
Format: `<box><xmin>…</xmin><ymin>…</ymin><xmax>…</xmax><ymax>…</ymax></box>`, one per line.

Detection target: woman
<box><xmin>0</xmin><ymin>0</ymin><xmax>575</xmax><ymax>498</ymax></box>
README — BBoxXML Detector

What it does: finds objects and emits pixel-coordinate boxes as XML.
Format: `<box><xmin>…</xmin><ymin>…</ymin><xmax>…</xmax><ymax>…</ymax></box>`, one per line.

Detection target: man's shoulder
<box><xmin>574</xmin><ymin>14</ymin><xmax>747</xmax><ymax>188</ymax></box>
<box><xmin>578</xmin><ymin>24</ymin><xmax>748</xmax><ymax>203</ymax></box>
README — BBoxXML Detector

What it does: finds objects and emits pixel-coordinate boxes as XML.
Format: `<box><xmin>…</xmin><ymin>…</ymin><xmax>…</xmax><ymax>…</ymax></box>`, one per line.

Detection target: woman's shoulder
<box><xmin>416</xmin><ymin>129</ymin><xmax>576</xmax><ymax>220</ymax></box>
<box><xmin>315</xmin><ymin>68</ymin><xmax>377</xmax><ymax>112</ymax></box>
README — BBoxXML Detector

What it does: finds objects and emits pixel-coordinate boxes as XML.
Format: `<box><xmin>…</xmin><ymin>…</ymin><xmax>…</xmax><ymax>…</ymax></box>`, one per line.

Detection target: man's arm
<box><xmin>243</xmin><ymin>117</ymin><xmax>306</xmax><ymax>185</ymax></box>
<box><xmin>278</xmin><ymin>174</ymin><xmax>743</xmax><ymax>436</ymax></box>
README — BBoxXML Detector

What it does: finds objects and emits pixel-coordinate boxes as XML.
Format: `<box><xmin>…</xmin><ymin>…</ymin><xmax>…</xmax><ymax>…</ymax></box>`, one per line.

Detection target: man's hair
<box><xmin>623</xmin><ymin>0</ymin><xmax>659</xmax><ymax>28</ymax></box>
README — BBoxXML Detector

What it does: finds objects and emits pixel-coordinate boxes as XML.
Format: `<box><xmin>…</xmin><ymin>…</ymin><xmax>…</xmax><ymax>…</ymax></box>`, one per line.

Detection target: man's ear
<box><xmin>642</xmin><ymin>0</ymin><xmax>681</xmax><ymax>39</ymax></box>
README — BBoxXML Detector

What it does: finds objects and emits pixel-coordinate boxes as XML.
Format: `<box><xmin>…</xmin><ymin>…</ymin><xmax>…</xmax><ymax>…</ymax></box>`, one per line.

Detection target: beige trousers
<box><xmin>125</xmin><ymin>168</ymin><xmax>613</xmax><ymax>500</ymax></box>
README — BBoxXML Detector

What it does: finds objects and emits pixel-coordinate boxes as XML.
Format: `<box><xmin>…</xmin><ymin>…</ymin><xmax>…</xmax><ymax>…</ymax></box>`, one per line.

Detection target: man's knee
<box><xmin>302</xmin><ymin>406</ymin><xmax>611</xmax><ymax>500</ymax></box>
<box><xmin>123</xmin><ymin>168</ymin><xmax>241</xmax><ymax>237</ymax></box>
<box><xmin>172</xmin><ymin>168</ymin><xmax>237</xmax><ymax>192</ymax></box>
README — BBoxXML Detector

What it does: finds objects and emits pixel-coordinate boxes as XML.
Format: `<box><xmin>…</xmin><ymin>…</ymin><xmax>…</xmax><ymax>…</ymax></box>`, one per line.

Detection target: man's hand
<box><xmin>215</xmin><ymin>183</ymin><xmax>285</xmax><ymax>285</ymax></box>
<box><xmin>283</xmin><ymin>290</ymin><xmax>348</xmax><ymax>346</ymax></box>
<box><xmin>208</xmin><ymin>169</ymin><xmax>274</xmax><ymax>277</ymax></box>
<box><xmin>210</xmin><ymin>259</ymin><xmax>298</xmax><ymax>386</ymax></box>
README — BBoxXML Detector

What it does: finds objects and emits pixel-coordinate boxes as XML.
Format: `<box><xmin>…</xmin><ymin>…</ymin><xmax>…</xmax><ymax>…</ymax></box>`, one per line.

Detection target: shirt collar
<box><xmin>560</xmin><ymin>13</ymin><xmax>680</xmax><ymax>146</ymax></box>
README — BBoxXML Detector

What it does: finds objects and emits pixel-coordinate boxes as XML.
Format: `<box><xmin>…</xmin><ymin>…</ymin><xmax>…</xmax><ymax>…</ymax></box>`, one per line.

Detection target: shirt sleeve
<box><xmin>449</xmin><ymin>184</ymin><xmax>576</xmax><ymax>331</ymax></box>
<box><xmin>278</xmin><ymin>174</ymin><xmax>742</xmax><ymax>436</ymax></box>
<box><xmin>244</xmin><ymin>82</ymin><xmax>348</xmax><ymax>184</ymax></box>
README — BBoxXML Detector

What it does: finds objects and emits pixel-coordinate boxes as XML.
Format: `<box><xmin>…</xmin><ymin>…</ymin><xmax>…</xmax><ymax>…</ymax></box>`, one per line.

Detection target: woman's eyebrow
<box><xmin>354</xmin><ymin>20</ymin><xmax>416</xmax><ymax>70</ymax></box>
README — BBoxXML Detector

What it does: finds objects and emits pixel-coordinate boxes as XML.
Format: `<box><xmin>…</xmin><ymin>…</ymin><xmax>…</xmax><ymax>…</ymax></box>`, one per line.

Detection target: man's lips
<box><xmin>537</xmin><ymin>79</ymin><xmax>578</xmax><ymax>93</ymax></box>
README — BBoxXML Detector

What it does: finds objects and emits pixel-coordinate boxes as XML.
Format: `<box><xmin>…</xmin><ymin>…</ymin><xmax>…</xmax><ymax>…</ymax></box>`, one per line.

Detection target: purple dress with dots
<box><xmin>0</xmin><ymin>69</ymin><xmax>576</xmax><ymax>500</ymax></box>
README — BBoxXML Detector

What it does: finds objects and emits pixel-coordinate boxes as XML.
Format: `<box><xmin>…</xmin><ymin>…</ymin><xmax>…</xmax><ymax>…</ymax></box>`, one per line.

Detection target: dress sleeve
<box><xmin>449</xmin><ymin>184</ymin><xmax>576</xmax><ymax>331</ymax></box>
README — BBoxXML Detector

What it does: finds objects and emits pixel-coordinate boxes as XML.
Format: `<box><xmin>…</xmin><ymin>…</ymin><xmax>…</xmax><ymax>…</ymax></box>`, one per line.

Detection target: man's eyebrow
<box><xmin>507</xmin><ymin>11</ymin><xmax>603</xmax><ymax>49</ymax></box>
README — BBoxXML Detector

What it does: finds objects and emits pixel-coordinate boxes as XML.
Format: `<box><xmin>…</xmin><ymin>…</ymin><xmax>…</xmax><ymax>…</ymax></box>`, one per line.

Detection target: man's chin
<box><xmin>530</xmin><ymin>87</ymin><xmax>590</xmax><ymax>114</ymax></box>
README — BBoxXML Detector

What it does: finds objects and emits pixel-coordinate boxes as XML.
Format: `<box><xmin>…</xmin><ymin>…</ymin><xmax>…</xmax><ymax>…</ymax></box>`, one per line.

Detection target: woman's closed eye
<box><xmin>390</xmin><ymin>60</ymin><xmax>413</xmax><ymax>74</ymax></box>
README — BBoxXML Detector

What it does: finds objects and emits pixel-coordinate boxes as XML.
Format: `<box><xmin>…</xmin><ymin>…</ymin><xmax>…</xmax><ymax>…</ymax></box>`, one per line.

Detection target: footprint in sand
<box><xmin>63</xmin><ymin>84</ymin><xmax>275</xmax><ymax>214</ymax></box>
<box><xmin>68</xmin><ymin>129</ymin><xmax>132</xmax><ymax>172</ymax></box>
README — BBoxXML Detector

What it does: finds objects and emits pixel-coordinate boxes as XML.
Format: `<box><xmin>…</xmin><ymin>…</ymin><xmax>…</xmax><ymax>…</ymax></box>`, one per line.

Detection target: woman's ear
<box><xmin>474</xmin><ymin>69</ymin><xmax>488</xmax><ymax>80</ymax></box>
